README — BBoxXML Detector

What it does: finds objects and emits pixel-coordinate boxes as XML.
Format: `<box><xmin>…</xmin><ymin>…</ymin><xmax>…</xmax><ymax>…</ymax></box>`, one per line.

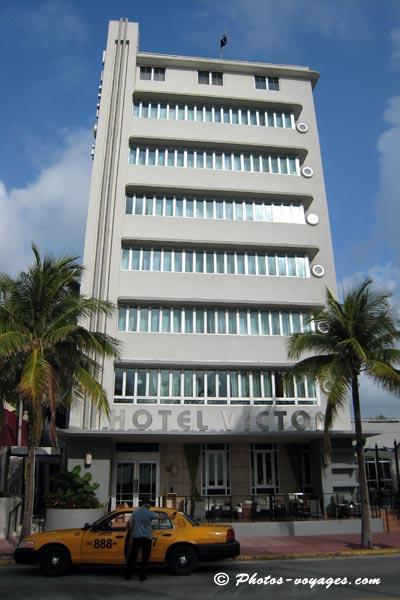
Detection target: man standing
<box><xmin>124</xmin><ymin>501</ymin><xmax>176</xmax><ymax>581</ymax></box>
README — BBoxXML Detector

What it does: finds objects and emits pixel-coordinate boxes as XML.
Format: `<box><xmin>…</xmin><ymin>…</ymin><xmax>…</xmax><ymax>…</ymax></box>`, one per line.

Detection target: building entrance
<box><xmin>114</xmin><ymin>454</ymin><xmax>159</xmax><ymax>507</ymax></box>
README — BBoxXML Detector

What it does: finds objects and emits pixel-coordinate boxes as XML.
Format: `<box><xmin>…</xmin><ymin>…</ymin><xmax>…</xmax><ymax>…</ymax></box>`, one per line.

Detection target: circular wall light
<box><xmin>296</xmin><ymin>122</ymin><xmax>309</xmax><ymax>133</ymax></box>
<box><xmin>301</xmin><ymin>166</ymin><xmax>314</xmax><ymax>178</ymax></box>
<box><xmin>306</xmin><ymin>213</ymin><xmax>319</xmax><ymax>226</ymax></box>
<box><xmin>311</xmin><ymin>264</ymin><xmax>325</xmax><ymax>278</ymax></box>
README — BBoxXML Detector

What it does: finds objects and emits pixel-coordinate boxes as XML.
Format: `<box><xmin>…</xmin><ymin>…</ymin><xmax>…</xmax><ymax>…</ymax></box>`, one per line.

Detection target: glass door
<box><xmin>116</xmin><ymin>462</ymin><xmax>136</xmax><ymax>507</ymax></box>
<box><xmin>115</xmin><ymin>461</ymin><xmax>159</xmax><ymax>507</ymax></box>
<box><xmin>138</xmin><ymin>462</ymin><xmax>157</xmax><ymax>505</ymax></box>
<box><xmin>250</xmin><ymin>443</ymin><xmax>279</xmax><ymax>494</ymax></box>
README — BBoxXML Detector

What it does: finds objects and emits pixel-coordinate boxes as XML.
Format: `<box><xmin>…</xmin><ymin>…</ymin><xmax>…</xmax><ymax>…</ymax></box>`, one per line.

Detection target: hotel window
<box><xmin>268</xmin><ymin>77</ymin><xmax>280</xmax><ymax>90</ymax></box>
<box><xmin>255</xmin><ymin>75</ymin><xmax>280</xmax><ymax>91</ymax></box>
<box><xmin>121</xmin><ymin>246</ymin><xmax>310</xmax><ymax>278</ymax></box>
<box><xmin>250</xmin><ymin>444</ymin><xmax>279</xmax><ymax>494</ymax></box>
<box><xmin>129</xmin><ymin>145</ymin><xmax>299</xmax><ymax>175</ymax></box>
<box><xmin>133</xmin><ymin>99</ymin><xmax>294</xmax><ymax>129</ymax></box>
<box><xmin>365</xmin><ymin>455</ymin><xmax>393</xmax><ymax>491</ymax></box>
<box><xmin>139</xmin><ymin>66</ymin><xmax>166</xmax><ymax>81</ymax></box>
<box><xmin>201</xmin><ymin>444</ymin><xmax>230</xmax><ymax>496</ymax></box>
<box><xmin>198</xmin><ymin>70</ymin><xmax>223</xmax><ymax>86</ymax></box>
<box><xmin>113</xmin><ymin>367</ymin><xmax>317</xmax><ymax>405</ymax></box>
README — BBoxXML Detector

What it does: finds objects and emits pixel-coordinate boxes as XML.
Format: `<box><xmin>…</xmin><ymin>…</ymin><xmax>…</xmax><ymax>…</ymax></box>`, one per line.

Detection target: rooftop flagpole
<box><xmin>219</xmin><ymin>33</ymin><xmax>227</xmax><ymax>59</ymax></box>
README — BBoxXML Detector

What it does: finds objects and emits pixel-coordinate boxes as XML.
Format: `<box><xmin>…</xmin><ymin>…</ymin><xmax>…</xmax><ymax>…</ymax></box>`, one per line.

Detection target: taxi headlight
<box><xmin>18</xmin><ymin>540</ymin><xmax>35</xmax><ymax>549</ymax></box>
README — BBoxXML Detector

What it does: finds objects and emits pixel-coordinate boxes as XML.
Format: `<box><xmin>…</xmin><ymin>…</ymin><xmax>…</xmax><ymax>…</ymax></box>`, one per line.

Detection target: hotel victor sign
<box><xmin>102</xmin><ymin>406</ymin><xmax>325</xmax><ymax>433</ymax></box>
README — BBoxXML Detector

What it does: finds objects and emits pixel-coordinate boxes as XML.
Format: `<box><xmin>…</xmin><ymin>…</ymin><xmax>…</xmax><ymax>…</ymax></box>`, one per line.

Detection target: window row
<box><xmin>121</xmin><ymin>246</ymin><xmax>310</xmax><ymax>278</ymax></box>
<box><xmin>117</xmin><ymin>305</ymin><xmax>312</xmax><ymax>336</ymax></box>
<box><xmin>138</xmin><ymin>67</ymin><xmax>279</xmax><ymax>92</ymax></box>
<box><xmin>114</xmin><ymin>367</ymin><xmax>317</xmax><ymax>404</ymax></box>
<box><xmin>133</xmin><ymin>100</ymin><xmax>293</xmax><ymax>128</ymax></box>
<box><xmin>129</xmin><ymin>146</ymin><xmax>299</xmax><ymax>175</ymax></box>
<box><xmin>125</xmin><ymin>194</ymin><xmax>305</xmax><ymax>224</ymax></box>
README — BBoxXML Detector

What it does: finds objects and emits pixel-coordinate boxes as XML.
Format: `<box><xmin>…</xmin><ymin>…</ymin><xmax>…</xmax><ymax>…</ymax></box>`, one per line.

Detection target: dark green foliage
<box><xmin>44</xmin><ymin>465</ymin><xmax>102</xmax><ymax>509</ymax></box>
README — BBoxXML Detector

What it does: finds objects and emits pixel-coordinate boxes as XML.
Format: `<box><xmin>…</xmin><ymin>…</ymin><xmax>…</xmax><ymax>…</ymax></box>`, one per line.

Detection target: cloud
<box><xmin>0</xmin><ymin>128</ymin><xmax>92</xmax><ymax>276</ymax></box>
<box><xmin>340</xmin><ymin>263</ymin><xmax>400</xmax><ymax>306</ymax></box>
<box><xmin>190</xmin><ymin>0</ymin><xmax>366</xmax><ymax>56</ymax></box>
<box><xmin>373</xmin><ymin>96</ymin><xmax>400</xmax><ymax>262</ymax></box>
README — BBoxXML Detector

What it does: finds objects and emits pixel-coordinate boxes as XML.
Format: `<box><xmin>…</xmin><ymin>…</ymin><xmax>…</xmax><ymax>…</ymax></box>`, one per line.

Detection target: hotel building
<box><xmin>65</xmin><ymin>19</ymin><xmax>357</xmax><ymax>515</ymax></box>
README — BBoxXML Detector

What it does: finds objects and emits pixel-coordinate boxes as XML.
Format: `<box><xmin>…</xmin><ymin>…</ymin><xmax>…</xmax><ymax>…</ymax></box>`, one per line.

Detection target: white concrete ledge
<box><xmin>232</xmin><ymin>518</ymin><xmax>384</xmax><ymax>537</ymax></box>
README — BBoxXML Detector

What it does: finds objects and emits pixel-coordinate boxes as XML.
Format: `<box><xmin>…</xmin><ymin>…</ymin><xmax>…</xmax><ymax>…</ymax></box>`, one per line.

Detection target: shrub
<box><xmin>44</xmin><ymin>465</ymin><xmax>102</xmax><ymax>509</ymax></box>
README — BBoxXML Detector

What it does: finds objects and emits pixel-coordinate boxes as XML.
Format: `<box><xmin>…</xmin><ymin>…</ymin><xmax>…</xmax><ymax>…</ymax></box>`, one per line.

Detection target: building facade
<box><xmin>361</xmin><ymin>419</ymin><xmax>400</xmax><ymax>505</ymax></box>
<box><xmin>65</xmin><ymin>19</ymin><xmax>357</xmax><ymax>513</ymax></box>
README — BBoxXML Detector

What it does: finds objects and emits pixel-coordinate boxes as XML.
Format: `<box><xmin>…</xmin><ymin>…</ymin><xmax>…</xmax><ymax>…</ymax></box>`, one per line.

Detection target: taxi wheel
<box><xmin>167</xmin><ymin>544</ymin><xmax>197</xmax><ymax>575</ymax></box>
<box><xmin>39</xmin><ymin>544</ymin><xmax>72</xmax><ymax>577</ymax></box>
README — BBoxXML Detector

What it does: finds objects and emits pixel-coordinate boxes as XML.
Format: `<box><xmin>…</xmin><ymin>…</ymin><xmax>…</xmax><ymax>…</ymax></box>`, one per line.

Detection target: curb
<box><xmin>238</xmin><ymin>548</ymin><xmax>400</xmax><ymax>561</ymax></box>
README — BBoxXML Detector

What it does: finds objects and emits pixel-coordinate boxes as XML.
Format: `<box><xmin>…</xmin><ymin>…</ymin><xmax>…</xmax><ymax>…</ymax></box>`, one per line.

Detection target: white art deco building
<box><xmin>65</xmin><ymin>19</ymin><xmax>357</xmax><ymax>515</ymax></box>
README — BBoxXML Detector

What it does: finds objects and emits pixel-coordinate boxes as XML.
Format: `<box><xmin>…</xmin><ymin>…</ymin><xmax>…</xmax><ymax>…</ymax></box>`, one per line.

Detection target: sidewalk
<box><xmin>238</xmin><ymin>531</ymin><xmax>400</xmax><ymax>559</ymax></box>
<box><xmin>2</xmin><ymin>531</ymin><xmax>400</xmax><ymax>565</ymax></box>
<box><xmin>0</xmin><ymin>536</ymin><xmax>18</xmax><ymax>562</ymax></box>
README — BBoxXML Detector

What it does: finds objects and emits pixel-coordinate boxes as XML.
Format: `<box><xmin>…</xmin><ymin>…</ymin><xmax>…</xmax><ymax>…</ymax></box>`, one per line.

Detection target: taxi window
<box><xmin>151</xmin><ymin>512</ymin><xmax>173</xmax><ymax>530</ymax></box>
<box><xmin>100</xmin><ymin>512</ymin><xmax>131</xmax><ymax>531</ymax></box>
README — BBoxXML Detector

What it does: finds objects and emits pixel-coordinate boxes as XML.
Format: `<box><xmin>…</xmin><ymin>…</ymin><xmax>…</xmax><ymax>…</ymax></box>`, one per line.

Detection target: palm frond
<box><xmin>287</xmin><ymin>332</ymin><xmax>338</xmax><ymax>360</ymax></box>
<box><xmin>0</xmin><ymin>245</ymin><xmax>119</xmax><ymax>444</ymax></box>
<box><xmin>73</xmin><ymin>365</ymin><xmax>110</xmax><ymax>418</ymax></box>
<box><xmin>0</xmin><ymin>332</ymin><xmax>30</xmax><ymax>358</ymax></box>
<box><xmin>364</xmin><ymin>360</ymin><xmax>400</xmax><ymax>395</ymax></box>
<box><xmin>18</xmin><ymin>349</ymin><xmax>50</xmax><ymax>404</ymax></box>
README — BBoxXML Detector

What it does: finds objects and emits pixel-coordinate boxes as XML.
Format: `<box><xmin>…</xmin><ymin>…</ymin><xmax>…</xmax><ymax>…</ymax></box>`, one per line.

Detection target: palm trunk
<box><xmin>352</xmin><ymin>374</ymin><xmax>373</xmax><ymax>548</ymax></box>
<box><xmin>20</xmin><ymin>442</ymin><xmax>35</xmax><ymax>540</ymax></box>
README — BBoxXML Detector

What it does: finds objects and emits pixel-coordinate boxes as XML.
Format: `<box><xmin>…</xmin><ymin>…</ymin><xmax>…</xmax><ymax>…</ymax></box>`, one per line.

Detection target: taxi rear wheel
<box><xmin>39</xmin><ymin>544</ymin><xmax>71</xmax><ymax>577</ymax></box>
<box><xmin>167</xmin><ymin>544</ymin><xmax>197</xmax><ymax>575</ymax></box>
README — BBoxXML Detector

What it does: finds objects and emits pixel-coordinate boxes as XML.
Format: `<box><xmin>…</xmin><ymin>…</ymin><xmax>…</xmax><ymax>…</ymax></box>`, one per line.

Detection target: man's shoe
<box><xmin>124</xmin><ymin>573</ymin><xmax>131</xmax><ymax>580</ymax></box>
<box><xmin>139</xmin><ymin>574</ymin><xmax>147</xmax><ymax>581</ymax></box>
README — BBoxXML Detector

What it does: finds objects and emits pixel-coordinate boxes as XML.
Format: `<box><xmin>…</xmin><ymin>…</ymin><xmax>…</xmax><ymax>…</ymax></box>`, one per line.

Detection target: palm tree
<box><xmin>0</xmin><ymin>245</ymin><xmax>119</xmax><ymax>538</ymax></box>
<box><xmin>287</xmin><ymin>278</ymin><xmax>400</xmax><ymax>548</ymax></box>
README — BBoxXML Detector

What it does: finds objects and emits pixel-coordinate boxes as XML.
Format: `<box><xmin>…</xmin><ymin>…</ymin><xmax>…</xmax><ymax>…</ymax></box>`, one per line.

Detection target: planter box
<box><xmin>45</xmin><ymin>507</ymin><xmax>106</xmax><ymax>531</ymax></box>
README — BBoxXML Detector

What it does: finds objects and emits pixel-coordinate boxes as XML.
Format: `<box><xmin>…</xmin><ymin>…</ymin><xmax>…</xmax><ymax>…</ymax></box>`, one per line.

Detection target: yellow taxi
<box><xmin>14</xmin><ymin>506</ymin><xmax>240</xmax><ymax>576</ymax></box>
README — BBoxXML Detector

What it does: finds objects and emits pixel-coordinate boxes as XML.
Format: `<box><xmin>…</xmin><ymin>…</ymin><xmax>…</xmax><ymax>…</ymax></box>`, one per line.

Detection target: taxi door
<box><xmin>80</xmin><ymin>511</ymin><xmax>130</xmax><ymax>565</ymax></box>
<box><xmin>149</xmin><ymin>512</ymin><xmax>177</xmax><ymax>563</ymax></box>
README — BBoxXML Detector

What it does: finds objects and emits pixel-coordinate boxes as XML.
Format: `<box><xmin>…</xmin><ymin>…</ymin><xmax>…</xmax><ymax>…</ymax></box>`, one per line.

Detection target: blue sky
<box><xmin>0</xmin><ymin>0</ymin><xmax>399</xmax><ymax>417</ymax></box>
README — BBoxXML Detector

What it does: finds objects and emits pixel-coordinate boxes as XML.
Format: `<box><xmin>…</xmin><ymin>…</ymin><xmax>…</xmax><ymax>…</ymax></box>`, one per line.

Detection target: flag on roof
<box><xmin>220</xmin><ymin>33</ymin><xmax>227</xmax><ymax>48</ymax></box>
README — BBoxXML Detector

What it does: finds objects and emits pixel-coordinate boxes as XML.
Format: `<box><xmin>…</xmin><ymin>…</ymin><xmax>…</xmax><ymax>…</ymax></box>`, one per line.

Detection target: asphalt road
<box><xmin>1</xmin><ymin>555</ymin><xmax>400</xmax><ymax>600</ymax></box>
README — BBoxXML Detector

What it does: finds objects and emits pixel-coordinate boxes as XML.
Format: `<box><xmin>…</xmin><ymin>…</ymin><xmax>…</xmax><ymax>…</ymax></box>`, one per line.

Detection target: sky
<box><xmin>0</xmin><ymin>0</ymin><xmax>399</xmax><ymax>418</ymax></box>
